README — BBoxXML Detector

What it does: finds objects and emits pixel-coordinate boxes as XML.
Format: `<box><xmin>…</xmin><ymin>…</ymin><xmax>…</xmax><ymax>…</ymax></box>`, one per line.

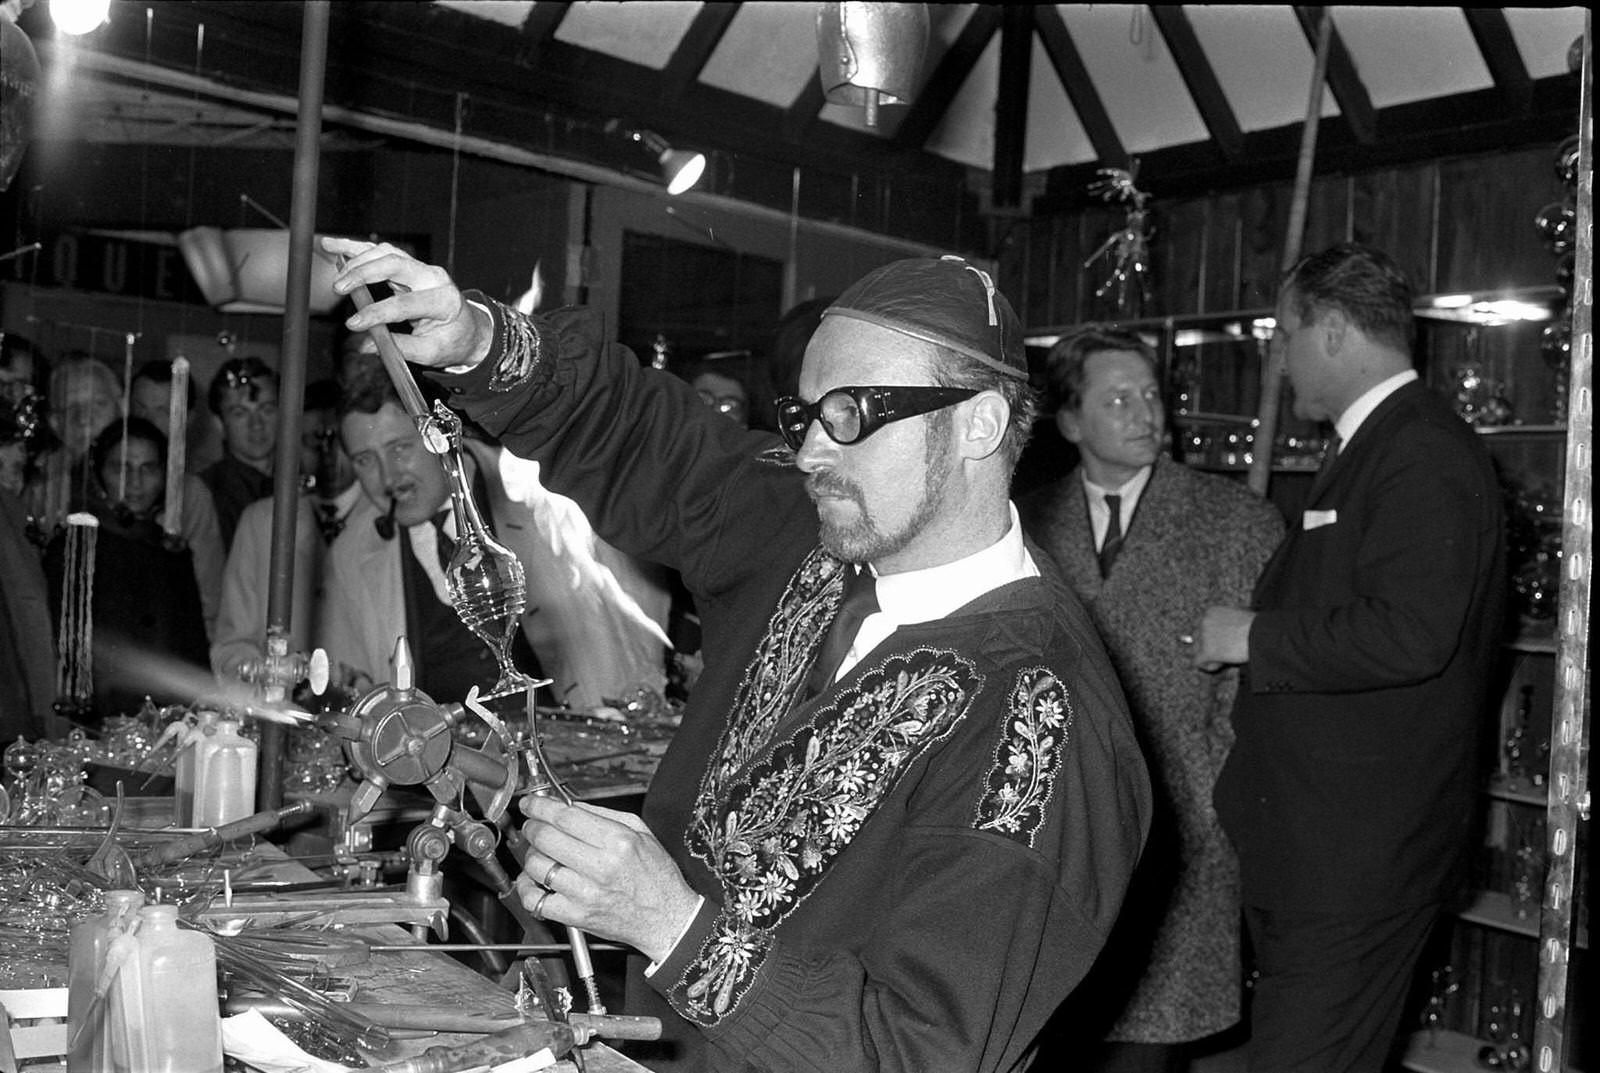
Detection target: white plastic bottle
<box><xmin>65</xmin><ymin>889</ymin><xmax>145</xmax><ymax>1073</ymax></box>
<box><xmin>110</xmin><ymin>905</ymin><xmax>223</xmax><ymax>1073</ymax></box>
<box><xmin>192</xmin><ymin>716</ymin><xmax>257</xmax><ymax>826</ymax></box>
<box><xmin>172</xmin><ymin>710</ymin><xmax>219</xmax><ymax>826</ymax></box>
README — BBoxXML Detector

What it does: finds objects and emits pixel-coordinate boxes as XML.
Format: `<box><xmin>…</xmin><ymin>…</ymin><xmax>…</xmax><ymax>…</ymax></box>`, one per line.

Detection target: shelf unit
<box><xmin>1397</xmin><ymin>286</ymin><xmax>1590</xmax><ymax>1072</ymax></box>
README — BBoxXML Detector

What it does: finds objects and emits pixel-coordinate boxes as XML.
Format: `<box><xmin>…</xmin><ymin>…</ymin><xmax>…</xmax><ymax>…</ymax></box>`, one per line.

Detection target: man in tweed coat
<box><xmin>1022</xmin><ymin>325</ymin><xmax>1282</xmax><ymax>1072</ymax></box>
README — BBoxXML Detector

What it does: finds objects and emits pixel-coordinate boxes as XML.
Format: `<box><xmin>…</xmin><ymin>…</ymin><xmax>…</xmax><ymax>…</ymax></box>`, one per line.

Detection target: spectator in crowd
<box><xmin>1021</xmin><ymin>325</ymin><xmax>1283</xmax><ymax>1071</ymax></box>
<box><xmin>1</xmin><ymin>465</ymin><xmax>59</xmax><ymax>741</ymax></box>
<box><xmin>200</xmin><ymin>356</ymin><xmax>279</xmax><ymax>548</ymax></box>
<box><xmin>44</xmin><ymin>418</ymin><xmax>212</xmax><ymax>719</ymax></box>
<box><xmin>0</xmin><ymin>331</ymin><xmax>48</xmax><ymax>410</ymax></box>
<box><xmin>211</xmin><ymin>378</ymin><xmax>364</xmax><ymax>685</ymax></box>
<box><xmin>1196</xmin><ymin>243</ymin><xmax>1507</xmax><ymax>1073</ymax></box>
<box><xmin>320</xmin><ymin>347</ymin><xmax>669</xmax><ymax>707</ymax></box>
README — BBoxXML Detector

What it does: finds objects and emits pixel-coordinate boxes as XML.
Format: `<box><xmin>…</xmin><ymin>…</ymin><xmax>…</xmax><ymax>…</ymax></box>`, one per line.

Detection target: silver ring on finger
<box><xmin>530</xmin><ymin>888</ymin><xmax>553</xmax><ymax>922</ymax></box>
<box><xmin>540</xmin><ymin>861</ymin><xmax>564</xmax><ymax>890</ymax></box>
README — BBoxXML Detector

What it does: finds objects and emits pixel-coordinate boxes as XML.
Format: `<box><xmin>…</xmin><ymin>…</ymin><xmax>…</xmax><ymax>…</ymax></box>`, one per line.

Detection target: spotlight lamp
<box><xmin>608</xmin><ymin>121</ymin><xmax>706</xmax><ymax>196</ymax></box>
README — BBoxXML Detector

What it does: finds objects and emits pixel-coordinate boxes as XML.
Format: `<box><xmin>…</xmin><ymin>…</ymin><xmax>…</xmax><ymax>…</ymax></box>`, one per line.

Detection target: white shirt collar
<box><xmin>1081</xmin><ymin>464</ymin><xmax>1152</xmax><ymax>545</ymax></box>
<box><xmin>835</xmin><ymin>503</ymin><xmax>1039</xmax><ymax>681</ymax></box>
<box><xmin>1335</xmin><ymin>369</ymin><xmax>1417</xmax><ymax>450</ymax></box>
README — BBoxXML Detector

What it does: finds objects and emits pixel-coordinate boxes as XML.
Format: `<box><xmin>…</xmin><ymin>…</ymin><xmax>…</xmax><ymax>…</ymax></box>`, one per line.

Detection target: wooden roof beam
<box><xmin>1294</xmin><ymin>6</ymin><xmax>1376</xmax><ymax>145</ymax></box>
<box><xmin>1151</xmin><ymin>5</ymin><xmax>1244</xmax><ymax>161</ymax></box>
<box><xmin>517</xmin><ymin>1</ymin><xmax>570</xmax><ymax>62</ymax></box>
<box><xmin>1035</xmin><ymin>5</ymin><xmax>1128</xmax><ymax>168</ymax></box>
<box><xmin>991</xmin><ymin>5</ymin><xmax>1032</xmax><ymax>211</ymax></box>
<box><xmin>1462</xmin><ymin>8</ymin><xmax>1533</xmax><ymax>112</ymax></box>
<box><xmin>894</xmin><ymin>6</ymin><xmax>1002</xmax><ymax>151</ymax></box>
<box><xmin>662</xmin><ymin>2</ymin><xmax>740</xmax><ymax>101</ymax></box>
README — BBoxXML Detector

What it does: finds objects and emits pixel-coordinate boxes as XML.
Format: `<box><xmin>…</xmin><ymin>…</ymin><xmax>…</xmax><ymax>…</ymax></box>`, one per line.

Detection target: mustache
<box><xmin>805</xmin><ymin>471</ymin><xmax>861</xmax><ymax>502</ymax></box>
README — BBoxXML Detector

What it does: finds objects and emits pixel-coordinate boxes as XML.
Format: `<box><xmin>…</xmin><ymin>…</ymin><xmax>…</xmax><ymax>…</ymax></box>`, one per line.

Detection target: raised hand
<box><xmin>323</xmin><ymin>237</ymin><xmax>494</xmax><ymax>371</ymax></box>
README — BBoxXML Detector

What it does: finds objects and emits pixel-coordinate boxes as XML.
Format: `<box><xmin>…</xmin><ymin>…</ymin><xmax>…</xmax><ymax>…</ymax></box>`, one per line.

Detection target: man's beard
<box><xmin>808</xmin><ymin>414</ymin><xmax>951</xmax><ymax>564</ymax></box>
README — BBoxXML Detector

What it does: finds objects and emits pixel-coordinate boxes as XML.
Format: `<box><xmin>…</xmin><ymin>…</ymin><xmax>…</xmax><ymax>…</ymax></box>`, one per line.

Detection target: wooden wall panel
<box><xmin>1435</xmin><ymin>145</ymin><xmax>1564</xmax><ymax>294</ymax></box>
<box><xmin>1350</xmin><ymin>164</ymin><xmax>1437</xmax><ymax>291</ymax></box>
<box><xmin>1302</xmin><ymin>174</ymin><xmax>1354</xmax><ymax>263</ymax></box>
<box><xmin>1200</xmin><ymin>193</ymin><xmax>1244</xmax><ymax>313</ymax></box>
<box><xmin>1152</xmin><ymin>197</ymin><xmax>1209</xmax><ymax>317</ymax></box>
<box><xmin>1236</xmin><ymin>183</ymin><xmax>1290</xmax><ymax>312</ymax></box>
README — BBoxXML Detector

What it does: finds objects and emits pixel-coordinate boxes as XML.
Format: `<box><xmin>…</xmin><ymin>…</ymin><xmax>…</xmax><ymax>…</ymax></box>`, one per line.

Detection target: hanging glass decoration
<box><xmin>1084</xmin><ymin>162</ymin><xmax>1154</xmax><ymax>319</ymax></box>
<box><xmin>55</xmin><ymin>513</ymin><xmax>99</xmax><ymax>721</ymax></box>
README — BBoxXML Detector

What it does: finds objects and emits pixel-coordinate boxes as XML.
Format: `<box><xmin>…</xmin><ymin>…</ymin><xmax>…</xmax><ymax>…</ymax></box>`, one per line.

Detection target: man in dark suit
<box><xmin>1195</xmin><ymin>243</ymin><xmax>1506</xmax><ymax>1073</ymax></box>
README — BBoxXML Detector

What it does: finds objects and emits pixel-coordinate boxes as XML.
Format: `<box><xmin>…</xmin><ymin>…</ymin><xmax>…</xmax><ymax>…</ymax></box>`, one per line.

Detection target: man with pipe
<box><xmin>325</xmin><ymin>237</ymin><xmax>1151</xmax><ymax>1073</ymax></box>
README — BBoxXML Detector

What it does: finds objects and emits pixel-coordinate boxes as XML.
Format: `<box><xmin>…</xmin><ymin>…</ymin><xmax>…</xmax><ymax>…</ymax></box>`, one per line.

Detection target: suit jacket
<box><xmin>1214</xmin><ymin>380</ymin><xmax>1506</xmax><ymax>914</ymax></box>
<box><xmin>1022</xmin><ymin>458</ymin><xmax>1282</xmax><ymax>1041</ymax></box>
<box><xmin>209</xmin><ymin>493</ymin><xmax>327</xmax><ymax>683</ymax></box>
<box><xmin>321</xmin><ymin>440</ymin><xmax>669</xmax><ymax>707</ymax></box>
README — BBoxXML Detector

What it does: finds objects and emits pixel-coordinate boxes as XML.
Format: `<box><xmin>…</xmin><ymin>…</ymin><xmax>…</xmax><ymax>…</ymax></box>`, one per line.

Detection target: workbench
<box><xmin>0</xmin><ymin>803</ymin><xmax>657</xmax><ymax>1072</ymax></box>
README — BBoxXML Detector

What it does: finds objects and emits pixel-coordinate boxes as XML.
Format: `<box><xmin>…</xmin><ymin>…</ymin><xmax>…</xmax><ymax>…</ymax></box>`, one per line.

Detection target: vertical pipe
<box><xmin>259</xmin><ymin>0</ymin><xmax>330</xmax><ymax>810</ymax></box>
<box><xmin>1248</xmin><ymin>6</ymin><xmax>1332</xmax><ymax>496</ymax></box>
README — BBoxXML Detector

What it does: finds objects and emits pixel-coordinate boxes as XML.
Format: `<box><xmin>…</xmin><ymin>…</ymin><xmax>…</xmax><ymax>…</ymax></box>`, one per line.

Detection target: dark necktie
<box><xmin>1098</xmin><ymin>494</ymin><xmax>1123</xmax><ymax>579</ymax></box>
<box><xmin>1311</xmin><ymin>431</ymin><xmax>1343</xmax><ymax>495</ymax></box>
<box><xmin>316</xmin><ymin>500</ymin><xmax>345</xmax><ymax>544</ymax></box>
<box><xmin>805</xmin><ymin>565</ymin><xmax>879</xmax><ymax>698</ymax></box>
<box><xmin>433</xmin><ymin>510</ymin><xmax>457</xmax><ymax>572</ymax></box>
<box><xmin>1318</xmin><ymin>432</ymin><xmax>1342</xmax><ymax>476</ymax></box>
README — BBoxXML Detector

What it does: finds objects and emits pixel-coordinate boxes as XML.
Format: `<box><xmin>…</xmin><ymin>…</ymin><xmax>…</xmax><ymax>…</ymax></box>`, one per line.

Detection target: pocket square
<box><xmin>1303</xmin><ymin>508</ymin><xmax>1338</xmax><ymax>530</ymax></box>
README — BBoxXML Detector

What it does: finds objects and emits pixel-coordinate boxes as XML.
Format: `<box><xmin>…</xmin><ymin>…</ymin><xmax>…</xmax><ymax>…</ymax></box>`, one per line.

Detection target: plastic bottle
<box><xmin>172</xmin><ymin>710</ymin><xmax>219</xmax><ymax>826</ymax></box>
<box><xmin>65</xmin><ymin>889</ymin><xmax>145</xmax><ymax>1073</ymax></box>
<box><xmin>192</xmin><ymin>716</ymin><xmax>257</xmax><ymax>827</ymax></box>
<box><xmin>110</xmin><ymin>905</ymin><xmax>223</xmax><ymax>1073</ymax></box>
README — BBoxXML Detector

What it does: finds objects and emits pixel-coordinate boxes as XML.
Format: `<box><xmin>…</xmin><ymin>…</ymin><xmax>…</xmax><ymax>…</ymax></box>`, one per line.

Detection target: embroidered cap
<box><xmin>822</xmin><ymin>255</ymin><xmax>1027</xmax><ymax>381</ymax></box>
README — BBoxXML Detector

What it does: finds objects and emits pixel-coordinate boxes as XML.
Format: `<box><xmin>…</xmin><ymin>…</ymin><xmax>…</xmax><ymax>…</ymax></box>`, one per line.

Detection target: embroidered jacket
<box><xmin>431</xmin><ymin>299</ymin><xmax>1152</xmax><ymax>1073</ymax></box>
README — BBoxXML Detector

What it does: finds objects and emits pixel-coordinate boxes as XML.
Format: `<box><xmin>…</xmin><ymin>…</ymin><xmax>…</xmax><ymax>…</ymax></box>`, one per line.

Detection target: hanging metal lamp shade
<box><xmin>817</xmin><ymin>3</ymin><xmax>929</xmax><ymax>128</ymax></box>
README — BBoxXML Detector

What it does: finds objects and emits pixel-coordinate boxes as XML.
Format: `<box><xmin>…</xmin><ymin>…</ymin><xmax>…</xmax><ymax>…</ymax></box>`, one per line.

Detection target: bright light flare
<box><xmin>98</xmin><ymin>643</ymin><xmax>315</xmax><ymax>727</ymax></box>
<box><xmin>50</xmin><ymin>0</ymin><xmax>109</xmax><ymax>35</ymax></box>
<box><xmin>514</xmin><ymin>262</ymin><xmax>543</xmax><ymax>315</ymax></box>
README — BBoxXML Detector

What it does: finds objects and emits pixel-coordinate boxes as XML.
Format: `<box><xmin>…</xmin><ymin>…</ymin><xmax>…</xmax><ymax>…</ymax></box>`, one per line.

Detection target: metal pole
<box><xmin>1532</xmin><ymin>14</ymin><xmax>1592</xmax><ymax>1069</ymax></box>
<box><xmin>258</xmin><ymin>0</ymin><xmax>330</xmax><ymax>810</ymax></box>
<box><xmin>1248</xmin><ymin>7</ymin><xmax>1332</xmax><ymax>496</ymax></box>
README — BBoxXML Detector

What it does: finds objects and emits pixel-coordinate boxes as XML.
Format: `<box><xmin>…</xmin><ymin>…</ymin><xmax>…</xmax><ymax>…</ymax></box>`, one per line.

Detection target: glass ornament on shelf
<box><xmin>1448</xmin><ymin>364</ymin><xmax>1514</xmax><ymax>427</ymax></box>
<box><xmin>1541</xmin><ymin>321</ymin><xmax>1572</xmax><ymax>422</ymax></box>
<box><xmin>1501</xmin><ymin>685</ymin><xmax>1533</xmax><ymax>790</ymax></box>
<box><xmin>1554</xmin><ymin>133</ymin><xmax>1581</xmax><ymax>187</ymax></box>
<box><xmin>1534</xmin><ymin>201</ymin><xmax>1577</xmax><ymax>256</ymax></box>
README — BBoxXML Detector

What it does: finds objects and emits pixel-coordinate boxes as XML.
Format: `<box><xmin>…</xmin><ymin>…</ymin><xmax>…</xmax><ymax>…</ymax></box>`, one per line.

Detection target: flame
<box><xmin>514</xmin><ymin>262</ymin><xmax>543</xmax><ymax>316</ymax></box>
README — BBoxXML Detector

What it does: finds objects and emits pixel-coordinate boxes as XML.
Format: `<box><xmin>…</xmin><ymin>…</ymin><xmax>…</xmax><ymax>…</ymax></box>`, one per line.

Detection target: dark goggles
<box><xmin>774</xmin><ymin>385</ymin><xmax>978</xmax><ymax>451</ymax></box>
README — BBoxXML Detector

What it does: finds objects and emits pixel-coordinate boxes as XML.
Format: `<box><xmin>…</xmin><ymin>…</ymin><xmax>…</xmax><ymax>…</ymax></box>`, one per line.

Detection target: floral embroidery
<box><xmin>975</xmin><ymin>668</ymin><xmax>1072</xmax><ymax>848</ymax></box>
<box><xmin>672</xmin><ymin>559</ymin><xmax>981</xmax><ymax>1024</ymax></box>
<box><xmin>484</xmin><ymin>297</ymin><xmax>543</xmax><ymax>392</ymax></box>
<box><xmin>703</xmin><ymin>548</ymin><xmax>844</xmax><ymax>788</ymax></box>
<box><xmin>680</xmin><ymin>917</ymin><xmax>772</xmax><ymax>1021</ymax></box>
